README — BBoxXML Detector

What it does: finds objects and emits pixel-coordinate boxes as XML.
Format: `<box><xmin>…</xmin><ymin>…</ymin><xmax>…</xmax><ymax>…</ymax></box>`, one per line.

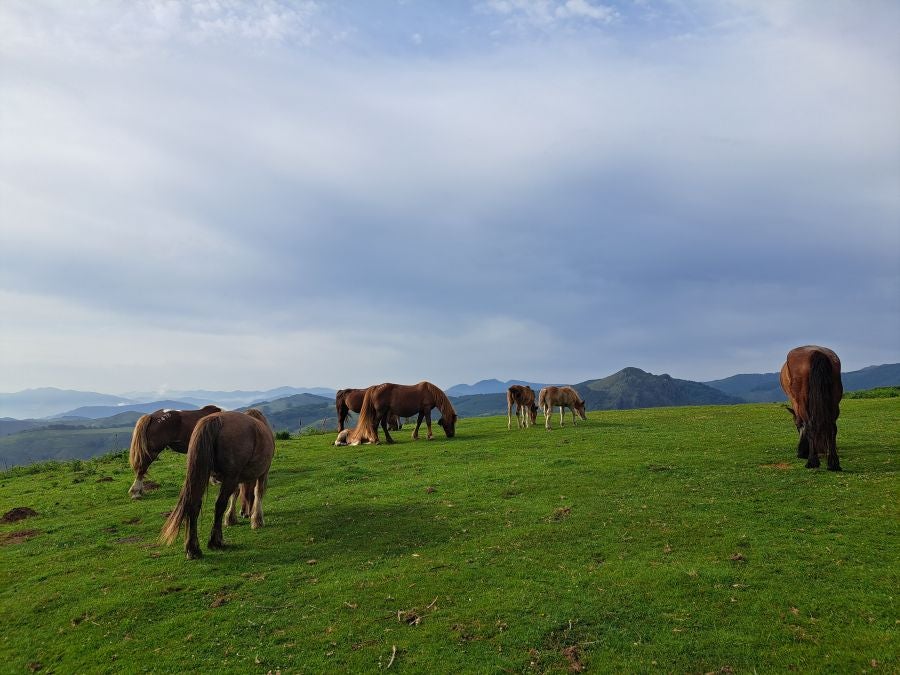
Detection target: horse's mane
<box><xmin>129</xmin><ymin>413</ymin><xmax>153</xmax><ymax>472</ymax></box>
<box><xmin>424</xmin><ymin>381</ymin><xmax>456</xmax><ymax>419</ymax></box>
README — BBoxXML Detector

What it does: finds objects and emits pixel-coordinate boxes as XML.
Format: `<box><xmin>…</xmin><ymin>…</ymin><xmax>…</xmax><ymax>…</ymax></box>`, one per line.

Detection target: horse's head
<box><xmin>528</xmin><ymin>404</ymin><xmax>539</xmax><ymax>424</ymax></box>
<box><xmin>128</xmin><ymin>410</ymin><xmax>182</xmax><ymax>498</ymax></box>
<box><xmin>574</xmin><ymin>398</ymin><xmax>587</xmax><ymax>421</ymax></box>
<box><xmin>437</xmin><ymin>413</ymin><xmax>458</xmax><ymax>438</ymax></box>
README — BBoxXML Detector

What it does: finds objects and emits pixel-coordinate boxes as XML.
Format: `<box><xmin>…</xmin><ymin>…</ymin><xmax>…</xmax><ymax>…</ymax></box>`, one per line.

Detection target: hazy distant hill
<box><xmin>239</xmin><ymin>393</ymin><xmax>336</xmax><ymax>433</ymax></box>
<box><xmin>121</xmin><ymin>386</ymin><xmax>337</xmax><ymax>409</ymax></box>
<box><xmin>0</xmin><ymin>388</ymin><xmax>135</xmax><ymax>420</ymax></box>
<box><xmin>446</xmin><ymin>379</ymin><xmax>549</xmax><ymax>397</ymax></box>
<box><xmin>50</xmin><ymin>400</ymin><xmax>201</xmax><ymax>420</ymax></box>
<box><xmin>704</xmin><ymin>363</ymin><xmax>900</xmax><ymax>402</ymax></box>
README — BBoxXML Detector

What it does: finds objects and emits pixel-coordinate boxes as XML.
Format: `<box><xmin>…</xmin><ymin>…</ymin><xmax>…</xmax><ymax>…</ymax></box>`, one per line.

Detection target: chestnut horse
<box><xmin>507</xmin><ymin>385</ymin><xmax>538</xmax><ymax>430</ymax></box>
<box><xmin>780</xmin><ymin>345</ymin><xmax>843</xmax><ymax>470</ymax></box>
<box><xmin>539</xmin><ymin>386</ymin><xmax>586</xmax><ymax>430</ymax></box>
<box><xmin>161</xmin><ymin>409</ymin><xmax>274</xmax><ymax>559</ymax></box>
<box><xmin>128</xmin><ymin>404</ymin><xmax>221</xmax><ymax>499</ymax></box>
<box><xmin>335</xmin><ymin>388</ymin><xmax>402</xmax><ymax>432</ymax></box>
<box><xmin>335</xmin><ymin>381</ymin><xmax>457</xmax><ymax>445</ymax></box>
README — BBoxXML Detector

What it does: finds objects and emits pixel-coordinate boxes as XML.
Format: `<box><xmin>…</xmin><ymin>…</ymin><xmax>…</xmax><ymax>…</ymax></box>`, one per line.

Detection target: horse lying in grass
<box><xmin>335</xmin><ymin>388</ymin><xmax>402</xmax><ymax>432</ymax></box>
<box><xmin>128</xmin><ymin>405</ymin><xmax>221</xmax><ymax>499</ymax></box>
<box><xmin>161</xmin><ymin>409</ymin><xmax>274</xmax><ymax>559</ymax></box>
<box><xmin>507</xmin><ymin>385</ymin><xmax>538</xmax><ymax>430</ymax></box>
<box><xmin>335</xmin><ymin>381</ymin><xmax>457</xmax><ymax>445</ymax></box>
<box><xmin>539</xmin><ymin>386</ymin><xmax>586</xmax><ymax>430</ymax></box>
<box><xmin>780</xmin><ymin>345</ymin><xmax>843</xmax><ymax>470</ymax></box>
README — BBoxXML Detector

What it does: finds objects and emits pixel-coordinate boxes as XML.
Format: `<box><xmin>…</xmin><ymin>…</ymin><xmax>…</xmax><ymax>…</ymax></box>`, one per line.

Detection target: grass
<box><xmin>0</xmin><ymin>400</ymin><xmax>897</xmax><ymax>673</ymax></box>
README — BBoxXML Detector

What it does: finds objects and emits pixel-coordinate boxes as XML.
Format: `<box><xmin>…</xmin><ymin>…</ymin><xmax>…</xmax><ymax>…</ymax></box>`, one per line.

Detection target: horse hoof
<box><xmin>208</xmin><ymin>539</ymin><xmax>225</xmax><ymax>550</ymax></box>
<box><xmin>129</xmin><ymin>492</ymin><xmax>143</xmax><ymax>500</ymax></box>
<box><xmin>186</xmin><ymin>548</ymin><xmax>203</xmax><ymax>560</ymax></box>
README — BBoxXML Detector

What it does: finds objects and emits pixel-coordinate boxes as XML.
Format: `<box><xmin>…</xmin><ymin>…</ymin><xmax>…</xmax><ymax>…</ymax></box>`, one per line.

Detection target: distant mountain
<box><xmin>574</xmin><ymin>368</ymin><xmax>740</xmax><ymax>410</ymax></box>
<box><xmin>0</xmin><ymin>388</ymin><xmax>135</xmax><ymax>420</ymax></box>
<box><xmin>121</xmin><ymin>386</ymin><xmax>337</xmax><ymax>409</ymax></box>
<box><xmin>49</xmin><ymin>400</ymin><xmax>200</xmax><ymax>420</ymax></box>
<box><xmin>704</xmin><ymin>363</ymin><xmax>900</xmax><ymax>403</ymax></box>
<box><xmin>446</xmin><ymin>379</ymin><xmax>550</xmax><ymax>397</ymax></box>
<box><xmin>449</xmin><ymin>393</ymin><xmax>509</xmax><ymax>418</ymax></box>
<box><xmin>238</xmin><ymin>393</ymin><xmax>335</xmax><ymax>433</ymax></box>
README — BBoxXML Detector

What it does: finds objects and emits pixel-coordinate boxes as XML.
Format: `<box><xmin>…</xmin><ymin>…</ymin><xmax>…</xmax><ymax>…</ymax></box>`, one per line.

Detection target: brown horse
<box><xmin>160</xmin><ymin>409</ymin><xmax>275</xmax><ymax>559</ymax></box>
<box><xmin>780</xmin><ymin>345</ymin><xmax>843</xmax><ymax>470</ymax></box>
<box><xmin>335</xmin><ymin>381</ymin><xmax>457</xmax><ymax>445</ymax></box>
<box><xmin>336</xmin><ymin>388</ymin><xmax>402</xmax><ymax>432</ymax></box>
<box><xmin>128</xmin><ymin>404</ymin><xmax>221</xmax><ymax>499</ymax></box>
<box><xmin>507</xmin><ymin>385</ymin><xmax>538</xmax><ymax>430</ymax></box>
<box><xmin>539</xmin><ymin>386</ymin><xmax>586</xmax><ymax>430</ymax></box>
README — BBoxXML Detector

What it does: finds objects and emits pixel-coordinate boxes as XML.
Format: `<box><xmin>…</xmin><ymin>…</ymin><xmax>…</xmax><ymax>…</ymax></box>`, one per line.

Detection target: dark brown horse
<box><xmin>780</xmin><ymin>345</ymin><xmax>843</xmax><ymax>470</ymax></box>
<box><xmin>507</xmin><ymin>385</ymin><xmax>538</xmax><ymax>430</ymax></box>
<box><xmin>128</xmin><ymin>404</ymin><xmax>221</xmax><ymax>499</ymax></box>
<box><xmin>335</xmin><ymin>381</ymin><xmax>457</xmax><ymax>445</ymax></box>
<box><xmin>335</xmin><ymin>388</ymin><xmax>402</xmax><ymax>432</ymax></box>
<box><xmin>161</xmin><ymin>409</ymin><xmax>275</xmax><ymax>559</ymax></box>
<box><xmin>539</xmin><ymin>386</ymin><xmax>586</xmax><ymax>430</ymax></box>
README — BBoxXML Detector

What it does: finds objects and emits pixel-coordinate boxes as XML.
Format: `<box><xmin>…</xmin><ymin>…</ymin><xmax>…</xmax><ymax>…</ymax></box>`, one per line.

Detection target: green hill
<box><xmin>576</xmin><ymin>368</ymin><xmax>740</xmax><ymax>409</ymax></box>
<box><xmin>1</xmin><ymin>399</ymin><xmax>897</xmax><ymax>672</ymax></box>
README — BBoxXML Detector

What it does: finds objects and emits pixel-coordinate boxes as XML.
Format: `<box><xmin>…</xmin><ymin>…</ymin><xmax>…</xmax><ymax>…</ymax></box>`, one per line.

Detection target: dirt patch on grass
<box><xmin>550</xmin><ymin>506</ymin><xmax>572</xmax><ymax>522</ymax></box>
<box><xmin>96</xmin><ymin>476</ymin><xmax>114</xmax><ymax>482</ymax></box>
<box><xmin>115</xmin><ymin>535</ymin><xmax>142</xmax><ymax>544</ymax></box>
<box><xmin>1</xmin><ymin>507</ymin><xmax>37</xmax><ymax>523</ymax></box>
<box><xmin>760</xmin><ymin>462</ymin><xmax>793</xmax><ymax>470</ymax></box>
<box><xmin>0</xmin><ymin>529</ymin><xmax>39</xmax><ymax>545</ymax></box>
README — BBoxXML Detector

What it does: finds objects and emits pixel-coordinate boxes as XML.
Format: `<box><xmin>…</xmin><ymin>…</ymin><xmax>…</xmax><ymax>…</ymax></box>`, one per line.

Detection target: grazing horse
<box><xmin>507</xmin><ymin>385</ymin><xmax>538</xmax><ymax>430</ymax></box>
<box><xmin>335</xmin><ymin>381</ymin><xmax>457</xmax><ymax>445</ymax></box>
<box><xmin>128</xmin><ymin>405</ymin><xmax>221</xmax><ymax>499</ymax></box>
<box><xmin>780</xmin><ymin>345</ymin><xmax>843</xmax><ymax>470</ymax></box>
<box><xmin>160</xmin><ymin>409</ymin><xmax>274</xmax><ymax>559</ymax></box>
<box><xmin>335</xmin><ymin>388</ymin><xmax>402</xmax><ymax>432</ymax></box>
<box><xmin>539</xmin><ymin>386</ymin><xmax>586</xmax><ymax>430</ymax></box>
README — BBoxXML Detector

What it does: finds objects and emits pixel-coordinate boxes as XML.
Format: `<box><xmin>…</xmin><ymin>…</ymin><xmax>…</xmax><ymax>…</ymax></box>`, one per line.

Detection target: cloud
<box><xmin>0</xmin><ymin>1</ymin><xmax>898</xmax><ymax>392</ymax></box>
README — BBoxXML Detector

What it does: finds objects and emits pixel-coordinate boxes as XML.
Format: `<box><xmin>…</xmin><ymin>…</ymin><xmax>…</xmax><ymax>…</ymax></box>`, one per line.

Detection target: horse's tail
<box><xmin>128</xmin><ymin>414</ymin><xmax>153</xmax><ymax>473</ymax></box>
<box><xmin>349</xmin><ymin>386</ymin><xmax>378</xmax><ymax>443</ymax></box>
<box><xmin>807</xmin><ymin>351</ymin><xmax>838</xmax><ymax>453</ymax></box>
<box><xmin>160</xmin><ymin>415</ymin><xmax>221</xmax><ymax>545</ymax></box>
<box><xmin>538</xmin><ymin>388</ymin><xmax>548</xmax><ymax>409</ymax></box>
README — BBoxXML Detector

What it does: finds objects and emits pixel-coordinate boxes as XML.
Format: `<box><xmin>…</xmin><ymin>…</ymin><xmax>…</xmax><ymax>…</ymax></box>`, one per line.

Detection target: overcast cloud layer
<box><xmin>1</xmin><ymin>0</ymin><xmax>898</xmax><ymax>394</ymax></box>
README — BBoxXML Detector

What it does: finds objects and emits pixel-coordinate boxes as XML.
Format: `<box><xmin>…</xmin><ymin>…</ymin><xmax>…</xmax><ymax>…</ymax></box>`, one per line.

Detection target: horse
<box><xmin>780</xmin><ymin>345</ymin><xmax>843</xmax><ymax>470</ymax></box>
<box><xmin>507</xmin><ymin>385</ymin><xmax>538</xmax><ymax>430</ymax></box>
<box><xmin>335</xmin><ymin>381</ymin><xmax>457</xmax><ymax>445</ymax></box>
<box><xmin>335</xmin><ymin>388</ymin><xmax>402</xmax><ymax>432</ymax></box>
<box><xmin>128</xmin><ymin>404</ymin><xmax>221</xmax><ymax>499</ymax></box>
<box><xmin>539</xmin><ymin>386</ymin><xmax>586</xmax><ymax>430</ymax></box>
<box><xmin>160</xmin><ymin>409</ymin><xmax>275</xmax><ymax>559</ymax></box>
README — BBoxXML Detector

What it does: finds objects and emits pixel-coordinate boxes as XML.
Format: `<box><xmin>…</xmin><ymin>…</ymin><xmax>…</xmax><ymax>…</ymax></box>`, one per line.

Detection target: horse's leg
<box><xmin>412</xmin><ymin>413</ymin><xmax>424</xmax><ymax>440</ymax></box>
<box><xmin>425</xmin><ymin>410</ymin><xmax>433</xmax><ymax>440</ymax></box>
<box><xmin>507</xmin><ymin>400</ymin><xmax>513</xmax><ymax>430</ymax></box>
<box><xmin>827</xmin><ymin>424</ymin><xmax>841</xmax><ymax>471</ymax></box>
<box><xmin>185</xmin><ymin>505</ymin><xmax>202</xmax><ymax>559</ymax></box>
<box><xmin>796</xmin><ymin>425</ymin><xmax>809</xmax><ymax>459</ymax></box>
<box><xmin>251</xmin><ymin>472</ymin><xmax>268</xmax><ymax>529</ymax></box>
<box><xmin>559</xmin><ymin>406</ymin><xmax>565</xmax><ymax>427</ymax></box>
<box><xmin>805</xmin><ymin>431</ymin><xmax>821</xmax><ymax>469</ymax></box>
<box><xmin>129</xmin><ymin>469</ymin><xmax>146</xmax><ymax>499</ymax></box>
<box><xmin>225</xmin><ymin>485</ymin><xmax>239</xmax><ymax>526</ymax></box>
<box><xmin>209</xmin><ymin>479</ymin><xmax>238</xmax><ymax>549</ymax></box>
<box><xmin>240</xmin><ymin>481</ymin><xmax>255</xmax><ymax>517</ymax></box>
<box><xmin>544</xmin><ymin>405</ymin><xmax>551</xmax><ymax>430</ymax></box>
<box><xmin>380</xmin><ymin>412</ymin><xmax>394</xmax><ymax>444</ymax></box>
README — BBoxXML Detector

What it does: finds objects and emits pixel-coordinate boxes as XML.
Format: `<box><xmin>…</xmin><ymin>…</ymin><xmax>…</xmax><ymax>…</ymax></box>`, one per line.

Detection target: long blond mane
<box><xmin>129</xmin><ymin>414</ymin><xmax>153</xmax><ymax>472</ymax></box>
<box><xmin>424</xmin><ymin>381</ymin><xmax>456</xmax><ymax>420</ymax></box>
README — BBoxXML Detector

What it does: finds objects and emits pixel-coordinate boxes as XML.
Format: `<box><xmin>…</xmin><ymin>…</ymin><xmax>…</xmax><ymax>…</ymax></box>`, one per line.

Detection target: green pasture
<box><xmin>1</xmin><ymin>400</ymin><xmax>897</xmax><ymax>673</ymax></box>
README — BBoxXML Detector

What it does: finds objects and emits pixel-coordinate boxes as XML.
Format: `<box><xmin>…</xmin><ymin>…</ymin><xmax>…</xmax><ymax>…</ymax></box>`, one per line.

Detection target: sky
<box><xmin>1</xmin><ymin>0</ymin><xmax>898</xmax><ymax>395</ymax></box>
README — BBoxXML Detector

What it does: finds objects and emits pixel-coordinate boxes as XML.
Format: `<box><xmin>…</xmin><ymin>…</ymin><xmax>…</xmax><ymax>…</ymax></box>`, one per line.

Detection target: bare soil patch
<box><xmin>0</xmin><ymin>529</ymin><xmax>39</xmax><ymax>545</ymax></box>
<box><xmin>1</xmin><ymin>507</ymin><xmax>37</xmax><ymax>523</ymax></box>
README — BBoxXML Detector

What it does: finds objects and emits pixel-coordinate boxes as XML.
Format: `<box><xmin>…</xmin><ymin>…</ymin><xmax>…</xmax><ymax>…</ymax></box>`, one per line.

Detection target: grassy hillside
<box><xmin>1</xmin><ymin>400</ymin><xmax>897</xmax><ymax>673</ymax></box>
